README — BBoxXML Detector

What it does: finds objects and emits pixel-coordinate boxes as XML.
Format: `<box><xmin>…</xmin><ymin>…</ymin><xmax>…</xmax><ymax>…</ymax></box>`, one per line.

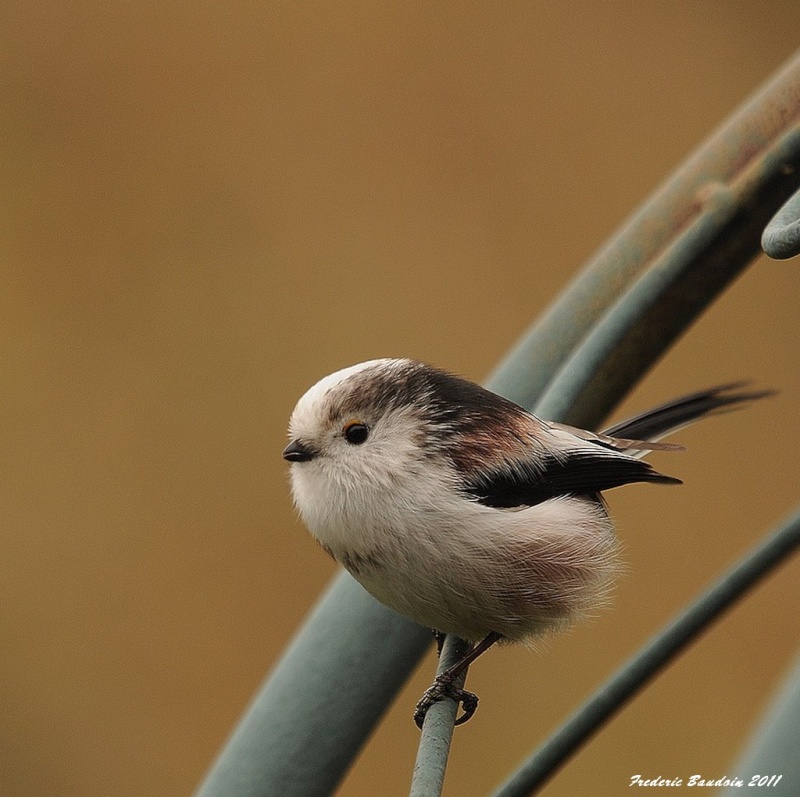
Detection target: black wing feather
<box><xmin>466</xmin><ymin>447</ymin><xmax>680</xmax><ymax>509</ymax></box>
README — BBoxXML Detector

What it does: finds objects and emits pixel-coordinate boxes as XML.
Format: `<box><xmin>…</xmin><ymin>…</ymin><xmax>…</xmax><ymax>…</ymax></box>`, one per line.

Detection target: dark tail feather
<box><xmin>603</xmin><ymin>382</ymin><xmax>775</xmax><ymax>442</ymax></box>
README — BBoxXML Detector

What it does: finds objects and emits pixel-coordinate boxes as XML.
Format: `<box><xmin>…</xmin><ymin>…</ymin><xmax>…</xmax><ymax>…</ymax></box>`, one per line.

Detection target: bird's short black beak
<box><xmin>282</xmin><ymin>439</ymin><xmax>317</xmax><ymax>462</ymax></box>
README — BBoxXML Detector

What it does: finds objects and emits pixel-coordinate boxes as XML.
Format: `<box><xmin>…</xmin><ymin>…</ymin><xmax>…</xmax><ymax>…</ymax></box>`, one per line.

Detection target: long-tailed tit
<box><xmin>283</xmin><ymin>358</ymin><xmax>770</xmax><ymax>725</ymax></box>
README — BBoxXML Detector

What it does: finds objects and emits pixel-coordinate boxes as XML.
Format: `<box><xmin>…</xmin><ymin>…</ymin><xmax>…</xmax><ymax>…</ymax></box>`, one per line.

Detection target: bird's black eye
<box><xmin>343</xmin><ymin>421</ymin><xmax>370</xmax><ymax>445</ymax></box>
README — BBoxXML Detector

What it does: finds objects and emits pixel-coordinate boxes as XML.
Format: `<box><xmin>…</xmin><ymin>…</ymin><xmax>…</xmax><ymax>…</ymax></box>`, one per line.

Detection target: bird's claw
<box><xmin>413</xmin><ymin>674</ymin><xmax>480</xmax><ymax>728</ymax></box>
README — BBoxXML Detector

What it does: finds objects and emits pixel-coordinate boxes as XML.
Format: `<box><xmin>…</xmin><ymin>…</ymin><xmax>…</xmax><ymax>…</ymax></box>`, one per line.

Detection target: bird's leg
<box><xmin>432</xmin><ymin>630</ymin><xmax>447</xmax><ymax>656</ymax></box>
<box><xmin>414</xmin><ymin>631</ymin><xmax>502</xmax><ymax>728</ymax></box>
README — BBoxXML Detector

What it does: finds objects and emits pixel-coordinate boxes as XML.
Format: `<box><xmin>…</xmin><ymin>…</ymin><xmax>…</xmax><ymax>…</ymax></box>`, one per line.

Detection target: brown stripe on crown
<box><xmin>320</xmin><ymin>358</ymin><xmax>544</xmax><ymax>473</ymax></box>
<box><xmin>322</xmin><ymin>359</ymin><xmax>434</xmax><ymax>424</ymax></box>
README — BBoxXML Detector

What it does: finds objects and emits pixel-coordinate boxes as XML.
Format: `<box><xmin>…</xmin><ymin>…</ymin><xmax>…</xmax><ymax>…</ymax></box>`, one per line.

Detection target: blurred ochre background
<box><xmin>3</xmin><ymin>3</ymin><xmax>800</xmax><ymax>796</ymax></box>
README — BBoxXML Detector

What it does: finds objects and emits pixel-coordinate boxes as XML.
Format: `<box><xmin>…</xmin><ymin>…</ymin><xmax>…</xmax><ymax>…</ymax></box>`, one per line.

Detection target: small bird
<box><xmin>283</xmin><ymin>358</ymin><xmax>769</xmax><ymax>726</ymax></box>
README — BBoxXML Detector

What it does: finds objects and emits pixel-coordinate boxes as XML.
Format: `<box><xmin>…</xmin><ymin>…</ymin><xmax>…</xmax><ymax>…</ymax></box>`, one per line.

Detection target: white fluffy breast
<box><xmin>291</xmin><ymin>450</ymin><xmax>618</xmax><ymax>642</ymax></box>
<box><xmin>288</xmin><ymin>421</ymin><xmax>454</xmax><ymax>558</ymax></box>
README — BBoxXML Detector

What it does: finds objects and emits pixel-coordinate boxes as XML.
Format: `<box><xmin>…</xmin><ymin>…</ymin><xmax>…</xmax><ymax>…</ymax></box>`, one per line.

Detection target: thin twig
<box><xmin>409</xmin><ymin>636</ymin><xmax>473</xmax><ymax>797</ymax></box>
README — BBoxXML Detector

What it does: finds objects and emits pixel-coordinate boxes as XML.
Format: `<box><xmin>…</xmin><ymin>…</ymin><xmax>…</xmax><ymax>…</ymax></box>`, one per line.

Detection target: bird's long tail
<box><xmin>603</xmin><ymin>382</ymin><xmax>775</xmax><ymax>443</ymax></box>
